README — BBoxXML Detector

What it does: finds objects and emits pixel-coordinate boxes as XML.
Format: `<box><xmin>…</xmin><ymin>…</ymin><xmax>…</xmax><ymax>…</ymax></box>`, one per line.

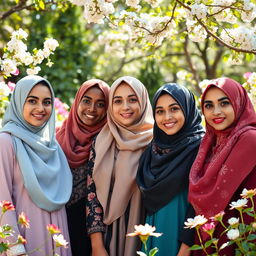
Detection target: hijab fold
<box><xmin>1</xmin><ymin>75</ymin><xmax>72</xmax><ymax>212</ymax></box>
<box><xmin>189</xmin><ymin>78</ymin><xmax>256</xmax><ymax>218</ymax></box>
<box><xmin>56</xmin><ymin>79</ymin><xmax>110</xmax><ymax>168</ymax></box>
<box><xmin>93</xmin><ymin>76</ymin><xmax>154</xmax><ymax>225</ymax></box>
<box><xmin>137</xmin><ymin>83</ymin><xmax>204</xmax><ymax>214</ymax></box>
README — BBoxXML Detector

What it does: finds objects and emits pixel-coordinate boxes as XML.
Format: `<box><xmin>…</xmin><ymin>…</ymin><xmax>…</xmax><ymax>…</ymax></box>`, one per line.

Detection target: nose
<box><xmin>36</xmin><ymin>103</ymin><xmax>44</xmax><ymax>112</ymax></box>
<box><xmin>213</xmin><ymin>106</ymin><xmax>221</xmax><ymax>115</ymax></box>
<box><xmin>88</xmin><ymin>103</ymin><xmax>96</xmax><ymax>112</ymax></box>
<box><xmin>164</xmin><ymin>111</ymin><xmax>172</xmax><ymax>120</ymax></box>
<box><xmin>122</xmin><ymin>100</ymin><xmax>129</xmax><ymax>110</ymax></box>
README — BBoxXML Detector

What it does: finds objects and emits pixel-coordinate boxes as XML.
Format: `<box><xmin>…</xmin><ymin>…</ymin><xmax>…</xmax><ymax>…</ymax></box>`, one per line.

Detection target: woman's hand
<box><xmin>91</xmin><ymin>246</ymin><xmax>109</xmax><ymax>256</ymax></box>
<box><xmin>177</xmin><ymin>243</ymin><xmax>191</xmax><ymax>256</ymax></box>
<box><xmin>90</xmin><ymin>232</ymin><xmax>108</xmax><ymax>256</ymax></box>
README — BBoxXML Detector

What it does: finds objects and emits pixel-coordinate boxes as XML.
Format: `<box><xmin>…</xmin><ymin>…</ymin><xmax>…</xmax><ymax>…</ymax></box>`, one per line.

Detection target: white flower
<box><xmin>11</xmin><ymin>28</ymin><xmax>28</xmax><ymax>40</ymax></box>
<box><xmin>228</xmin><ymin>217</ymin><xmax>239</xmax><ymax>226</ymax></box>
<box><xmin>241</xmin><ymin>188</ymin><xmax>256</xmax><ymax>198</ymax></box>
<box><xmin>0</xmin><ymin>82</ymin><xmax>11</xmax><ymax>99</ymax></box>
<box><xmin>1</xmin><ymin>59</ymin><xmax>17</xmax><ymax>76</ymax></box>
<box><xmin>136</xmin><ymin>252</ymin><xmax>147</xmax><ymax>256</ymax></box>
<box><xmin>227</xmin><ymin>228</ymin><xmax>239</xmax><ymax>240</ymax></box>
<box><xmin>26</xmin><ymin>66</ymin><xmax>41</xmax><ymax>75</ymax></box>
<box><xmin>44</xmin><ymin>38</ymin><xmax>59</xmax><ymax>51</ymax></box>
<box><xmin>53</xmin><ymin>234</ymin><xmax>69</xmax><ymax>248</ymax></box>
<box><xmin>220</xmin><ymin>242</ymin><xmax>230</xmax><ymax>250</ymax></box>
<box><xmin>229</xmin><ymin>198</ymin><xmax>248</xmax><ymax>210</ymax></box>
<box><xmin>19</xmin><ymin>52</ymin><xmax>34</xmax><ymax>66</ymax></box>
<box><xmin>126</xmin><ymin>0</ymin><xmax>140</xmax><ymax>8</ymax></box>
<box><xmin>191</xmin><ymin>3</ymin><xmax>208</xmax><ymax>19</ymax></box>
<box><xmin>69</xmin><ymin>0</ymin><xmax>85</xmax><ymax>6</ymax></box>
<box><xmin>184</xmin><ymin>215</ymin><xmax>208</xmax><ymax>229</ymax></box>
<box><xmin>127</xmin><ymin>224</ymin><xmax>162</xmax><ymax>237</ymax></box>
<box><xmin>33</xmin><ymin>49</ymin><xmax>45</xmax><ymax>65</ymax></box>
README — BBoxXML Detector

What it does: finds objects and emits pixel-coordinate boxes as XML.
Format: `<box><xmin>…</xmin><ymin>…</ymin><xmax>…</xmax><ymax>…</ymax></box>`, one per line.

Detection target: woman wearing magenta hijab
<box><xmin>86</xmin><ymin>76</ymin><xmax>154</xmax><ymax>256</ymax></box>
<box><xmin>0</xmin><ymin>75</ymin><xmax>72</xmax><ymax>256</ymax></box>
<box><xmin>56</xmin><ymin>79</ymin><xmax>110</xmax><ymax>255</ymax></box>
<box><xmin>137</xmin><ymin>83</ymin><xmax>204</xmax><ymax>256</ymax></box>
<box><xmin>189</xmin><ymin>77</ymin><xmax>256</xmax><ymax>255</ymax></box>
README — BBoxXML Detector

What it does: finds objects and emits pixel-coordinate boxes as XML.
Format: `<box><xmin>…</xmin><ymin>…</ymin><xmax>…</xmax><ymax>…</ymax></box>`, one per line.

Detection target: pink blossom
<box><xmin>11</xmin><ymin>68</ymin><xmax>19</xmax><ymax>76</ymax></box>
<box><xmin>7</xmin><ymin>82</ymin><xmax>16</xmax><ymax>91</ymax></box>
<box><xmin>243</xmin><ymin>72</ymin><xmax>252</xmax><ymax>80</ymax></box>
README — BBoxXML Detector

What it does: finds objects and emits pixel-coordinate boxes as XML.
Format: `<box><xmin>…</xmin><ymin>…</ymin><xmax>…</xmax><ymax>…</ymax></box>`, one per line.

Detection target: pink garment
<box><xmin>0</xmin><ymin>133</ymin><xmax>71</xmax><ymax>256</ymax></box>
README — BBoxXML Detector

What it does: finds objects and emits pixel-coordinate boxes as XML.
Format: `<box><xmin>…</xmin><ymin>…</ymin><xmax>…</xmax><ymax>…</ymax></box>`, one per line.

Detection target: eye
<box><xmin>43</xmin><ymin>100</ymin><xmax>52</xmax><ymax>106</ymax></box>
<box><xmin>170</xmin><ymin>106</ymin><xmax>180</xmax><ymax>112</ymax></box>
<box><xmin>220</xmin><ymin>101</ymin><xmax>230</xmax><ymax>107</ymax></box>
<box><xmin>155</xmin><ymin>109</ymin><xmax>164</xmax><ymax>115</ymax></box>
<box><xmin>204</xmin><ymin>103</ymin><xmax>213</xmax><ymax>109</ymax></box>
<box><xmin>129</xmin><ymin>97</ymin><xmax>138</xmax><ymax>103</ymax></box>
<box><xmin>82</xmin><ymin>99</ymin><xmax>91</xmax><ymax>105</ymax></box>
<box><xmin>27</xmin><ymin>99</ymin><xmax>36</xmax><ymax>104</ymax></box>
<box><xmin>113</xmin><ymin>99</ymin><xmax>122</xmax><ymax>104</ymax></box>
<box><xmin>96</xmin><ymin>102</ymin><xmax>105</xmax><ymax>108</ymax></box>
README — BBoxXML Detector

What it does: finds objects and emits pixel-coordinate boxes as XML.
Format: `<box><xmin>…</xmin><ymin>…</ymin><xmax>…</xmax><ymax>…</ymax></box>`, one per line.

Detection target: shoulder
<box><xmin>238</xmin><ymin>129</ymin><xmax>256</xmax><ymax>146</ymax></box>
<box><xmin>0</xmin><ymin>132</ymin><xmax>13</xmax><ymax>145</ymax></box>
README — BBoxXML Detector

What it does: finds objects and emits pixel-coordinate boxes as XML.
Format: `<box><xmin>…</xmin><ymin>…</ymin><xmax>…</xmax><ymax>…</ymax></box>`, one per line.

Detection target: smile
<box><xmin>85</xmin><ymin>114</ymin><xmax>96</xmax><ymax>119</ymax></box>
<box><xmin>32</xmin><ymin>114</ymin><xmax>45</xmax><ymax>120</ymax></box>
<box><xmin>213</xmin><ymin>118</ymin><xmax>225</xmax><ymax>124</ymax></box>
<box><xmin>164</xmin><ymin>122</ymin><xmax>176</xmax><ymax>128</ymax></box>
<box><xmin>121</xmin><ymin>113</ymin><xmax>133</xmax><ymax>118</ymax></box>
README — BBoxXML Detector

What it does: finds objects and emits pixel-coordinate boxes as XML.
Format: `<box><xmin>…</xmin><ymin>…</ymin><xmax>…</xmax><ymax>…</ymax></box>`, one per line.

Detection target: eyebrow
<box><xmin>27</xmin><ymin>96</ymin><xmax>52</xmax><ymax>100</ymax></box>
<box><xmin>155</xmin><ymin>103</ymin><xmax>179</xmax><ymax>109</ymax></box>
<box><xmin>203</xmin><ymin>96</ymin><xmax>229</xmax><ymax>104</ymax></box>
<box><xmin>113</xmin><ymin>94</ymin><xmax>137</xmax><ymax>99</ymax></box>
<box><xmin>83</xmin><ymin>96</ymin><xmax>105</xmax><ymax>101</ymax></box>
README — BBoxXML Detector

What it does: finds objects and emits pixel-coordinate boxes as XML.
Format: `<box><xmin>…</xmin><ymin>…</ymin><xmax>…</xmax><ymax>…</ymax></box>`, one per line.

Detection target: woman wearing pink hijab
<box><xmin>189</xmin><ymin>77</ymin><xmax>256</xmax><ymax>255</ymax></box>
<box><xmin>57</xmin><ymin>79</ymin><xmax>110</xmax><ymax>256</ymax></box>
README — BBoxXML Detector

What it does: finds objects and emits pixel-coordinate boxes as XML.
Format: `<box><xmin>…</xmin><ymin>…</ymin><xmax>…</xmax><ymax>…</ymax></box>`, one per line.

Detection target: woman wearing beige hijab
<box><xmin>86</xmin><ymin>76</ymin><xmax>153</xmax><ymax>256</ymax></box>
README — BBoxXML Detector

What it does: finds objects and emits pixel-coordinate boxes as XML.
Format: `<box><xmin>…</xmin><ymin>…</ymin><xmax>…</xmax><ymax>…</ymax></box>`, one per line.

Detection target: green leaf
<box><xmin>189</xmin><ymin>244</ymin><xmax>203</xmax><ymax>251</ymax></box>
<box><xmin>247</xmin><ymin>233</ymin><xmax>256</xmax><ymax>241</ymax></box>
<box><xmin>204</xmin><ymin>240</ymin><xmax>213</xmax><ymax>248</ymax></box>
<box><xmin>0</xmin><ymin>242</ymin><xmax>9</xmax><ymax>253</ymax></box>
<box><xmin>149</xmin><ymin>247</ymin><xmax>159</xmax><ymax>256</ymax></box>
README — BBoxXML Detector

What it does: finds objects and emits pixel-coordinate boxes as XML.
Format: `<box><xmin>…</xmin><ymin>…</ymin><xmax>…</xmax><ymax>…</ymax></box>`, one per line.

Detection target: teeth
<box><xmin>86</xmin><ymin>114</ymin><xmax>95</xmax><ymax>119</ymax></box>
<box><xmin>164</xmin><ymin>122</ymin><xmax>175</xmax><ymax>128</ymax></box>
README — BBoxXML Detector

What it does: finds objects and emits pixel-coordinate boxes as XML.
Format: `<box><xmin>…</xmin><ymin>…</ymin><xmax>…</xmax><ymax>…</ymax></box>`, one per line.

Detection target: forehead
<box><xmin>204</xmin><ymin>86</ymin><xmax>228</xmax><ymax>100</ymax></box>
<box><xmin>113</xmin><ymin>82</ymin><xmax>136</xmax><ymax>96</ymax></box>
<box><xmin>27</xmin><ymin>83</ymin><xmax>51</xmax><ymax>97</ymax></box>
<box><xmin>83</xmin><ymin>86</ymin><xmax>104</xmax><ymax>97</ymax></box>
<box><xmin>156</xmin><ymin>93</ymin><xmax>177</xmax><ymax>106</ymax></box>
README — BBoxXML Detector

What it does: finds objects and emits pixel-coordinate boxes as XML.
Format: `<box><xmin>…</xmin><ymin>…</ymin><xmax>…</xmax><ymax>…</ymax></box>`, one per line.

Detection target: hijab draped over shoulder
<box><xmin>93</xmin><ymin>76</ymin><xmax>154</xmax><ymax>225</ymax></box>
<box><xmin>56</xmin><ymin>79</ymin><xmax>110</xmax><ymax>168</ymax></box>
<box><xmin>1</xmin><ymin>75</ymin><xmax>72</xmax><ymax>212</ymax></box>
<box><xmin>189</xmin><ymin>78</ymin><xmax>256</xmax><ymax>218</ymax></box>
<box><xmin>137</xmin><ymin>83</ymin><xmax>204</xmax><ymax>215</ymax></box>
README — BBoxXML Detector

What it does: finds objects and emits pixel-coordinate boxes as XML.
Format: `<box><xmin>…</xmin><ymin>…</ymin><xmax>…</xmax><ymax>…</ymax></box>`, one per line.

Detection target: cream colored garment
<box><xmin>93</xmin><ymin>76</ymin><xmax>153</xmax><ymax>255</ymax></box>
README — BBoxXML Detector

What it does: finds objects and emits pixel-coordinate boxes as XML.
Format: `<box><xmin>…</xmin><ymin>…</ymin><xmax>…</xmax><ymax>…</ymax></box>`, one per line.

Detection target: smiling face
<box><xmin>112</xmin><ymin>82</ymin><xmax>141</xmax><ymax>127</ymax></box>
<box><xmin>77</xmin><ymin>86</ymin><xmax>107</xmax><ymax>126</ymax></box>
<box><xmin>203</xmin><ymin>86</ymin><xmax>235</xmax><ymax>131</ymax></box>
<box><xmin>23</xmin><ymin>83</ymin><xmax>52</xmax><ymax>127</ymax></box>
<box><xmin>155</xmin><ymin>93</ymin><xmax>185</xmax><ymax>135</ymax></box>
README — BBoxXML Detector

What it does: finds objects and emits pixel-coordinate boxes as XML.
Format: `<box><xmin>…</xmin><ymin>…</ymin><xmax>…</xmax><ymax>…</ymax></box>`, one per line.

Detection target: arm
<box><xmin>85</xmin><ymin>142</ymin><xmax>108</xmax><ymax>256</ymax></box>
<box><xmin>0</xmin><ymin>133</ymin><xmax>26</xmax><ymax>255</ymax></box>
<box><xmin>177</xmin><ymin>243</ymin><xmax>191</xmax><ymax>256</ymax></box>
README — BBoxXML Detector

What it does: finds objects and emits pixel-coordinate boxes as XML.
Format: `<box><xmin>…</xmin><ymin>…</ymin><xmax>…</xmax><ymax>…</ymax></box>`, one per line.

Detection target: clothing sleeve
<box><xmin>179</xmin><ymin>203</ymin><xmax>195</xmax><ymax>247</ymax></box>
<box><xmin>0</xmin><ymin>133</ymin><xmax>26</xmax><ymax>255</ymax></box>
<box><xmin>86</xmin><ymin>141</ymin><xmax>106</xmax><ymax>235</ymax></box>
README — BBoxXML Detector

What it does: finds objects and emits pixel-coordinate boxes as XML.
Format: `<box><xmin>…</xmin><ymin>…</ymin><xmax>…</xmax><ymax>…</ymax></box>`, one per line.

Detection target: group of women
<box><xmin>0</xmin><ymin>74</ymin><xmax>255</xmax><ymax>256</ymax></box>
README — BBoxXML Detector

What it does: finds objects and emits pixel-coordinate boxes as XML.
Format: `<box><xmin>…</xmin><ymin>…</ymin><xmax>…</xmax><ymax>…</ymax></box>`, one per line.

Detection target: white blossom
<box><xmin>33</xmin><ymin>49</ymin><xmax>45</xmax><ymax>65</ymax></box>
<box><xmin>1</xmin><ymin>59</ymin><xmax>17</xmax><ymax>76</ymax></box>
<box><xmin>69</xmin><ymin>0</ymin><xmax>85</xmax><ymax>6</ymax></box>
<box><xmin>229</xmin><ymin>198</ymin><xmax>248</xmax><ymax>210</ymax></box>
<box><xmin>11</xmin><ymin>28</ymin><xmax>28</xmax><ymax>40</ymax></box>
<box><xmin>227</xmin><ymin>229</ymin><xmax>240</xmax><ymax>240</ymax></box>
<box><xmin>126</xmin><ymin>0</ymin><xmax>140</xmax><ymax>8</ymax></box>
<box><xmin>26</xmin><ymin>66</ymin><xmax>41</xmax><ymax>75</ymax></box>
<box><xmin>0</xmin><ymin>82</ymin><xmax>11</xmax><ymax>99</ymax></box>
<box><xmin>44</xmin><ymin>38</ymin><xmax>59</xmax><ymax>51</ymax></box>
<box><xmin>144</xmin><ymin>0</ymin><xmax>162</xmax><ymax>8</ymax></box>
<box><xmin>184</xmin><ymin>215</ymin><xmax>208</xmax><ymax>229</ymax></box>
<box><xmin>191</xmin><ymin>3</ymin><xmax>208</xmax><ymax>19</ymax></box>
<box><xmin>228</xmin><ymin>217</ymin><xmax>239</xmax><ymax>226</ymax></box>
<box><xmin>241</xmin><ymin>3</ymin><xmax>256</xmax><ymax>22</ymax></box>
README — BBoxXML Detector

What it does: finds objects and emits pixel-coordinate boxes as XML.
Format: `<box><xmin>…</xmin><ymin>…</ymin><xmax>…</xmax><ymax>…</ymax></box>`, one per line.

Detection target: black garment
<box><xmin>66</xmin><ymin>165</ymin><xmax>91</xmax><ymax>256</ymax></box>
<box><xmin>137</xmin><ymin>83</ymin><xmax>205</xmax><ymax>215</ymax></box>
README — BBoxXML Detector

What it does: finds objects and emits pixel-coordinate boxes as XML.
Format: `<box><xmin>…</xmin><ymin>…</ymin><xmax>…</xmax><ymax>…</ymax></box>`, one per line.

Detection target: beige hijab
<box><xmin>93</xmin><ymin>76</ymin><xmax>153</xmax><ymax>226</ymax></box>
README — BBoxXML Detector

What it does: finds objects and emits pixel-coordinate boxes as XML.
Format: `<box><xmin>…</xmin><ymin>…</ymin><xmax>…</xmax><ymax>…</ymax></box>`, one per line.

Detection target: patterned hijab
<box><xmin>93</xmin><ymin>76</ymin><xmax>154</xmax><ymax>225</ymax></box>
<box><xmin>1</xmin><ymin>75</ymin><xmax>72</xmax><ymax>212</ymax></box>
<box><xmin>56</xmin><ymin>79</ymin><xmax>110</xmax><ymax>168</ymax></box>
<box><xmin>137</xmin><ymin>83</ymin><xmax>204</xmax><ymax>214</ymax></box>
<box><xmin>189</xmin><ymin>77</ymin><xmax>256</xmax><ymax>218</ymax></box>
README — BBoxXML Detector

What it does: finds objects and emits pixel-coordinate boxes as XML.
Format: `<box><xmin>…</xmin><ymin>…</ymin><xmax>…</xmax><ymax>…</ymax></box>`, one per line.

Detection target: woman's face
<box><xmin>23</xmin><ymin>83</ymin><xmax>52</xmax><ymax>127</ymax></box>
<box><xmin>203</xmin><ymin>87</ymin><xmax>235</xmax><ymax>131</ymax></box>
<box><xmin>77</xmin><ymin>86</ymin><xmax>107</xmax><ymax>126</ymax></box>
<box><xmin>112</xmin><ymin>82</ymin><xmax>141</xmax><ymax>127</ymax></box>
<box><xmin>155</xmin><ymin>93</ymin><xmax>185</xmax><ymax>135</ymax></box>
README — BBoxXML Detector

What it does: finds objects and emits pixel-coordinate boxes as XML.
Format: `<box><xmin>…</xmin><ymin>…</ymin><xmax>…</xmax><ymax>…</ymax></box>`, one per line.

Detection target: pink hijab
<box><xmin>57</xmin><ymin>79</ymin><xmax>110</xmax><ymax>168</ymax></box>
<box><xmin>189</xmin><ymin>77</ymin><xmax>256</xmax><ymax>218</ymax></box>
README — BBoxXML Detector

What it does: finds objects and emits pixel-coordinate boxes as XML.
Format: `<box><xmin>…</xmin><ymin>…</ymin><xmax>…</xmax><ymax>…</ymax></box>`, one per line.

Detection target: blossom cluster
<box><xmin>69</xmin><ymin>0</ymin><xmax>256</xmax><ymax>54</ymax></box>
<box><xmin>184</xmin><ymin>188</ymin><xmax>256</xmax><ymax>255</ymax></box>
<box><xmin>0</xmin><ymin>28</ymin><xmax>59</xmax><ymax>77</ymax></box>
<box><xmin>242</xmin><ymin>72</ymin><xmax>256</xmax><ymax>109</ymax></box>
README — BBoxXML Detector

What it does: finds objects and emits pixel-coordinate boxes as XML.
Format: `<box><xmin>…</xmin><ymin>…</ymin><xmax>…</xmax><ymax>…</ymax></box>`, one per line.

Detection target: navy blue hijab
<box><xmin>136</xmin><ymin>83</ymin><xmax>204</xmax><ymax>214</ymax></box>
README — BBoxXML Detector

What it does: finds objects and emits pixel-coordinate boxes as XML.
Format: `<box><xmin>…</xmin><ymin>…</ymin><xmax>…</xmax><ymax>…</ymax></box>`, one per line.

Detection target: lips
<box><xmin>163</xmin><ymin>121</ymin><xmax>176</xmax><ymax>128</ymax></box>
<box><xmin>32</xmin><ymin>114</ymin><xmax>45</xmax><ymax>120</ymax></box>
<box><xmin>85</xmin><ymin>113</ymin><xmax>96</xmax><ymax>119</ymax></box>
<box><xmin>213</xmin><ymin>117</ymin><xmax>225</xmax><ymax>124</ymax></box>
<box><xmin>121</xmin><ymin>113</ymin><xmax>133</xmax><ymax>118</ymax></box>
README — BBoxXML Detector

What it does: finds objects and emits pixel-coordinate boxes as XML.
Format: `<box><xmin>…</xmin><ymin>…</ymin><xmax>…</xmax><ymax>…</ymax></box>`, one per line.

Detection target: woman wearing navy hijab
<box><xmin>137</xmin><ymin>83</ymin><xmax>204</xmax><ymax>256</ymax></box>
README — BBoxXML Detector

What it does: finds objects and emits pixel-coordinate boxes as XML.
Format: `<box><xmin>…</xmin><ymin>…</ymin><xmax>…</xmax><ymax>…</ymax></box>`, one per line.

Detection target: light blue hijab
<box><xmin>1</xmin><ymin>75</ymin><xmax>72</xmax><ymax>212</ymax></box>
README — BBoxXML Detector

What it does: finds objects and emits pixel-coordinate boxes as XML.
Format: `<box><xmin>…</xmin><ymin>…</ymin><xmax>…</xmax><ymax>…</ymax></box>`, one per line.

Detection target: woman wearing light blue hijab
<box><xmin>0</xmin><ymin>75</ymin><xmax>72</xmax><ymax>256</ymax></box>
